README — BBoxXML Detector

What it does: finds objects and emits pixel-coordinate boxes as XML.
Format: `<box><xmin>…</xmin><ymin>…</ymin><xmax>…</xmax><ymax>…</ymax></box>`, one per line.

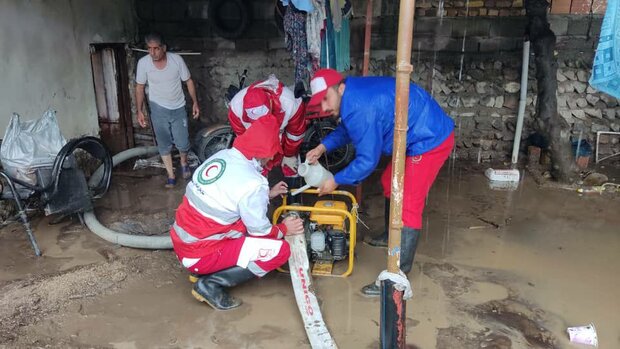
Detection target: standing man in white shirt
<box><xmin>136</xmin><ymin>33</ymin><xmax>200</xmax><ymax>188</ymax></box>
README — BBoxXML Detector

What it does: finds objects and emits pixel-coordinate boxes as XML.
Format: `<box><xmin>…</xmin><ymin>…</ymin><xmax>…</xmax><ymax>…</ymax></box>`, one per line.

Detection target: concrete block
<box><xmin>489</xmin><ymin>18</ymin><xmax>527</xmax><ymax>37</ymax></box>
<box><xmin>479</xmin><ymin>37</ymin><xmax>520</xmax><ymax>52</ymax></box>
<box><xmin>267</xmin><ymin>38</ymin><xmax>287</xmax><ymax>50</ymax></box>
<box><xmin>566</xmin><ymin>17</ymin><xmax>591</xmax><ymax>36</ymax></box>
<box><xmin>251</xmin><ymin>0</ymin><xmax>276</xmax><ymax>20</ymax></box>
<box><xmin>549</xmin><ymin>16</ymin><xmax>569</xmax><ymax>36</ymax></box>
<box><xmin>451</xmin><ymin>18</ymin><xmax>491</xmax><ymax>37</ymax></box>
<box><xmin>152</xmin><ymin>0</ymin><xmax>188</xmax><ymax>21</ymax></box>
<box><xmin>415</xmin><ymin>17</ymin><xmax>453</xmax><ymax>36</ymax></box>
<box><xmin>589</xmin><ymin>17</ymin><xmax>604</xmax><ymax>38</ymax></box>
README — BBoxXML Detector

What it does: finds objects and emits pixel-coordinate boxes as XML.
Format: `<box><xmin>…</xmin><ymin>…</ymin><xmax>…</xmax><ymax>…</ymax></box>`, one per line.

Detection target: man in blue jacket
<box><xmin>305</xmin><ymin>69</ymin><xmax>455</xmax><ymax>296</ymax></box>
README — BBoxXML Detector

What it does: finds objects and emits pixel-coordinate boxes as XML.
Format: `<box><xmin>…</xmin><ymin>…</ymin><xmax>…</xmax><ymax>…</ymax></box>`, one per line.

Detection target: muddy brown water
<box><xmin>0</xmin><ymin>164</ymin><xmax>618</xmax><ymax>348</ymax></box>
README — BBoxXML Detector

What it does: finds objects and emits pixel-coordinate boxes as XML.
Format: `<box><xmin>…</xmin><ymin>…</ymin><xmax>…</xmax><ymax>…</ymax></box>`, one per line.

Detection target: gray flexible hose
<box><xmin>84</xmin><ymin>146</ymin><xmax>173</xmax><ymax>249</ymax></box>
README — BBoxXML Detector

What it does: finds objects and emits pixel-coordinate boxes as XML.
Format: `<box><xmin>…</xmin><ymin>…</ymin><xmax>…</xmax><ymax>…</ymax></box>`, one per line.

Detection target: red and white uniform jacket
<box><xmin>170</xmin><ymin>148</ymin><xmax>288</xmax><ymax>259</ymax></box>
<box><xmin>228</xmin><ymin>75</ymin><xmax>306</xmax><ymax>157</ymax></box>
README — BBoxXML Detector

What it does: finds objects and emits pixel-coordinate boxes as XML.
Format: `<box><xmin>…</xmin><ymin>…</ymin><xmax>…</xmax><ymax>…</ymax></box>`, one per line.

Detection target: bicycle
<box><xmin>192</xmin><ymin>70</ymin><xmax>354</xmax><ymax>172</ymax></box>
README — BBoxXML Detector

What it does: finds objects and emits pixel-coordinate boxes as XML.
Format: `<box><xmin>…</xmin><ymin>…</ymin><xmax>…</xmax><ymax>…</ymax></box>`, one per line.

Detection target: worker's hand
<box><xmin>192</xmin><ymin>103</ymin><xmax>200</xmax><ymax>119</ymax></box>
<box><xmin>305</xmin><ymin>144</ymin><xmax>326</xmax><ymax>164</ymax></box>
<box><xmin>137</xmin><ymin>110</ymin><xmax>148</xmax><ymax>128</ymax></box>
<box><xmin>269</xmin><ymin>181</ymin><xmax>288</xmax><ymax>199</ymax></box>
<box><xmin>281</xmin><ymin>156</ymin><xmax>299</xmax><ymax>177</ymax></box>
<box><xmin>282</xmin><ymin>216</ymin><xmax>304</xmax><ymax>235</ymax></box>
<box><xmin>318</xmin><ymin>177</ymin><xmax>338</xmax><ymax>196</ymax></box>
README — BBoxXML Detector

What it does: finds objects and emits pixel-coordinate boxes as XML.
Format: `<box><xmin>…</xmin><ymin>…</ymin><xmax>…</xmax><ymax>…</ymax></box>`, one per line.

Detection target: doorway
<box><xmin>90</xmin><ymin>43</ymin><xmax>134</xmax><ymax>154</ymax></box>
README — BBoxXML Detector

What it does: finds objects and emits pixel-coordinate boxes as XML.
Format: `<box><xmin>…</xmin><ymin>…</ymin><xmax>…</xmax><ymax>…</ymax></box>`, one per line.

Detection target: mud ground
<box><xmin>0</xmin><ymin>162</ymin><xmax>618</xmax><ymax>348</ymax></box>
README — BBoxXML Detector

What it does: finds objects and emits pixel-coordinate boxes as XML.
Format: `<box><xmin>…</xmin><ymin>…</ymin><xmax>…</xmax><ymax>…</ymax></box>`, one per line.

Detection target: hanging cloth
<box><xmin>335</xmin><ymin>16</ymin><xmax>350</xmax><ymax>71</ymax></box>
<box><xmin>320</xmin><ymin>0</ymin><xmax>336</xmax><ymax>69</ymax></box>
<box><xmin>284</xmin><ymin>4</ymin><xmax>310</xmax><ymax>83</ymax></box>
<box><xmin>330</xmin><ymin>0</ymin><xmax>342</xmax><ymax>32</ymax></box>
<box><xmin>590</xmin><ymin>0</ymin><xmax>620</xmax><ymax>99</ymax></box>
<box><xmin>307</xmin><ymin>0</ymin><xmax>326</xmax><ymax>63</ymax></box>
<box><xmin>280</xmin><ymin>0</ymin><xmax>314</xmax><ymax>13</ymax></box>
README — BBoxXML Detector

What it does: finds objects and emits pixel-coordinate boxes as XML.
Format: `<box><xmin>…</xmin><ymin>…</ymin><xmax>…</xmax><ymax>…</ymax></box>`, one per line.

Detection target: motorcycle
<box><xmin>192</xmin><ymin>70</ymin><xmax>354</xmax><ymax>172</ymax></box>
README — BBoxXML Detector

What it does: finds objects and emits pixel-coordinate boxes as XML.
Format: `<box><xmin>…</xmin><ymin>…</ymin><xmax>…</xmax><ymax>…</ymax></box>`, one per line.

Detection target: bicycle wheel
<box><xmin>301</xmin><ymin>120</ymin><xmax>355</xmax><ymax>173</ymax></box>
<box><xmin>192</xmin><ymin>125</ymin><xmax>235</xmax><ymax>162</ymax></box>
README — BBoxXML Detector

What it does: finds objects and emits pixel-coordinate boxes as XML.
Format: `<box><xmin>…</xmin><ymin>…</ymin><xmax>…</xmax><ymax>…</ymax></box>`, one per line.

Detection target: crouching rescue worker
<box><xmin>305</xmin><ymin>69</ymin><xmax>455</xmax><ymax>297</ymax></box>
<box><xmin>170</xmin><ymin>115</ymin><xmax>304</xmax><ymax>310</ymax></box>
<box><xmin>228</xmin><ymin>74</ymin><xmax>306</xmax><ymax>177</ymax></box>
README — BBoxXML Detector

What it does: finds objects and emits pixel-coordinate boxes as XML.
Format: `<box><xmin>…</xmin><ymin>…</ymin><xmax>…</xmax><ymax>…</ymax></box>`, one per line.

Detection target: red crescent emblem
<box><xmin>205</xmin><ymin>164</ymin><xmax>219</xmax><ymax>177</ymax></box>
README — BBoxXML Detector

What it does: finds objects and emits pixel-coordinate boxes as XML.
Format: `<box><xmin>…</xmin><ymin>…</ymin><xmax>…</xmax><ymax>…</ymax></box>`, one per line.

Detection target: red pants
<box><xmin>381</xmin><ymin>133</ymin><xmax>454</xmax><ymax>229</ymax></box>
<box><xmin>182</xmin><ymin>236</ymin><xmax>290</xmax><ymax>277</ymax></box>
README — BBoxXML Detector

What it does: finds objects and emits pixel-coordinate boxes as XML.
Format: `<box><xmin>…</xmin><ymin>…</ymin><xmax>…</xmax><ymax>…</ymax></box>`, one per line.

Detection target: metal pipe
<box><xmin>362</xmin><ymin>0</ymin><xmax>373</xmax><ymax>76</ymax></box>
<box><xmin>0</xmin><ymin>171</ymin><xmax>41</xmax><ymax>256</ymax></box>
<box><xmin>381</xmin><ymin>0</ymin><xmax>416</xmax><ymax>348</ymax></box>
<box><xmin>512</xmin><ymin>40</ymin><xmax>530</xmax><ymax>164</ymax></box>
<box><xmin>388</xmin><ymin>0</ymin><xmax>415</xmax><ymax>276</ymax></box>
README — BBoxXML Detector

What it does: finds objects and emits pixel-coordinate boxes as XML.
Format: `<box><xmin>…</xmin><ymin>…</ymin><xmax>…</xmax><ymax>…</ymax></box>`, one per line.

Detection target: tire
<box><xmin>192</xmin><ymin>124</ymin><xmax>235</xmax><ymax>162</ymax></box>
<box><xmin>300</xmin><ymin>120</ymin><xmax>355</xmax><ymax>173</ymax></box>
<box><xmin>208</xmin><ymin>0</ymin><xmax>252</xmax><ymax>40</ymax></box>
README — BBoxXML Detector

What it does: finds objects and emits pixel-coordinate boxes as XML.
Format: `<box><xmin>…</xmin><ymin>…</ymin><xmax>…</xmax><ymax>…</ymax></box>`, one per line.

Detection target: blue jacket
<box><xmin>322</xmin><ymin>77</ymin><xmax>454</xmax><ymax>186</ymax></box>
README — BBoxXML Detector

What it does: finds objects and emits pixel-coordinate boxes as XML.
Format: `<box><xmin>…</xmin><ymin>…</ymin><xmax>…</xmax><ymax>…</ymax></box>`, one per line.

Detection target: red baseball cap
<box><xmin>308</xmin><ymin>69</ymin><xmax>344</xmax><ymax>106</ymax></box>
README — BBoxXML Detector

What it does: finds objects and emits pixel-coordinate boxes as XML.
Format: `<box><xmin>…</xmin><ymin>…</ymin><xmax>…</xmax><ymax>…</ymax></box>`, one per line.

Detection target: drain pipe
<box><xmin>84</xmin><ymin>146</ymin><xmax>173</xmax><ymax>249</ymax></box>
<box><xmin>512</xmin><ymin>40</ymin><xmax>531</xmax><ymax>165</ymax></box>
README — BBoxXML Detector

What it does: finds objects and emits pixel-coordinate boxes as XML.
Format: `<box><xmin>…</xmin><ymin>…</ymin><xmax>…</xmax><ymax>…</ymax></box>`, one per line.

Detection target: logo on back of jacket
<box><xmin>197</xmin><ymin>159</ymin><xmax>226</xmax><ymax>185</ymax></box>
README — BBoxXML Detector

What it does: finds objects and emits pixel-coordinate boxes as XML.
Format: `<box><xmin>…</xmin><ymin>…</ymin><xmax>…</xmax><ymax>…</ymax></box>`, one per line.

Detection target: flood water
<box><xmin>0</xmin><ymin>164</ymin><xmax>618</xmax><ymax>348</ymax></box>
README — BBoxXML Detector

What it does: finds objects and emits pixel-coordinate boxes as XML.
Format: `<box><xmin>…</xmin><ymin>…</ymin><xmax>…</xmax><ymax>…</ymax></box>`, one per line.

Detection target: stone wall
<box><xmin>368</xmin><ymin>52</ymin><xmax>620</xmax><ymax>162</ymax></box>
<box><xmin>556</xmin><ymin>61</ymin><xmax>620</xmax><ymax>159</ymax></box>
<box><xmin>134</xmin><ymin>0</ymin><xmax>619</xmax><ymax>163</ymax></box>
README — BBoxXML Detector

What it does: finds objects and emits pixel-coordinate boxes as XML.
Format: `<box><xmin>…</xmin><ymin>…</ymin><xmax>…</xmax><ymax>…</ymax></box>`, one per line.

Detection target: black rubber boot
<box><xmin>398</xmin><ymin>227</ymin><xmax>420</xmax><ymax>274</ymax></box>
<box><xmin>366</xmin><ymin>198</ymin><xmax>390</xmax><ymax>247</ymax></box>
<box><xmin>361</xmin><ymin>227</ymin><xmax>420</xmax><ymax>297</ymax></box>
<box><xmin>192</xmin><ymin>266</ymin><xmax>256</xmax><ymax>310</ymax></box>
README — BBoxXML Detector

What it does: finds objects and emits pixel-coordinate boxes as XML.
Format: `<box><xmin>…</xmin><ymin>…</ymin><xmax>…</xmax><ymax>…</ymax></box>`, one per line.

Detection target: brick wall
<box><xmin>412</xmin><ymin>0</ymin><xmax>607</xmax><ymax>16</ymax></box>
<box><xmin>551</xmin><ymin>0</ymin><xmax>606</xmax><ymax>14</ymax></box>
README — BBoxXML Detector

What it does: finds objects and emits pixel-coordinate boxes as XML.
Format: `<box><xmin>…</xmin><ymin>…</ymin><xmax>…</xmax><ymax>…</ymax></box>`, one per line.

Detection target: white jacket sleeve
<box><xmin>237</xmin><ymin>183</ymin><xmax>284</xmax><ymax>239</ymax></box>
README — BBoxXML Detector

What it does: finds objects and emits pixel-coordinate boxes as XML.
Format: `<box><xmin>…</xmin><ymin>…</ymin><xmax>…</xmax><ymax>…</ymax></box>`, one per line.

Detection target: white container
<box><xmin>485</xmin><ymin>168</ymin><xmax>520</xmax><ymax>182</ymax></box>
<box><xmin>298</xmin><ymin>161</ymin><xmax>334</xmax><ymax>186</ymax></box>
<box><xmin>567</xmin><ymin>323</ymin><xmax>598</xmax><ymax>347</ymax></box>
<box><xmin>291</xmin><ymin>161</ymin><xmax>335</xmax><ymax>196</ymax></box>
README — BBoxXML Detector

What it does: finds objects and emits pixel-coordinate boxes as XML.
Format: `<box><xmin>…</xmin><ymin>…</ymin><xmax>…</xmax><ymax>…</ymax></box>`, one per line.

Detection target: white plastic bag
<box><xmin>0</xmin><ymin>110</ymin><xmax>67</xmax><ymax>186</ymax></box>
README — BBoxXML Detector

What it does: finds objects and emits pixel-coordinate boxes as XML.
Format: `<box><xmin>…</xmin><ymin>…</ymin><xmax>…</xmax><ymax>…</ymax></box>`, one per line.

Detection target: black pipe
<box><xmin>380</xmin><ymin>279</ymin><xmax>406</xmax><ymax>348</ymax></box>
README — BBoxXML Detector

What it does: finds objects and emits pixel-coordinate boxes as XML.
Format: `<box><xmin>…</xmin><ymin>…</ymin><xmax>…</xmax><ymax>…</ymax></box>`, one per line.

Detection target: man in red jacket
<box><xmin>228</xmin><ymin>75</ymin><xmax>306</xmax><ymax>176</ymax></box>
<box><xmin>170</xmin><ymin>115</ymin><xmax>304</xmax><ymax>311</ymax></box>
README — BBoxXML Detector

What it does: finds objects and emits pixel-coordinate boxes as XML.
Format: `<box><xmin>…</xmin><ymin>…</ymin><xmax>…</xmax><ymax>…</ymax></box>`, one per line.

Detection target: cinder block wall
<box><xmin>134</xmin><ymin>0</ymin><xmax>618</xmax><ymax>161</ymax></box>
